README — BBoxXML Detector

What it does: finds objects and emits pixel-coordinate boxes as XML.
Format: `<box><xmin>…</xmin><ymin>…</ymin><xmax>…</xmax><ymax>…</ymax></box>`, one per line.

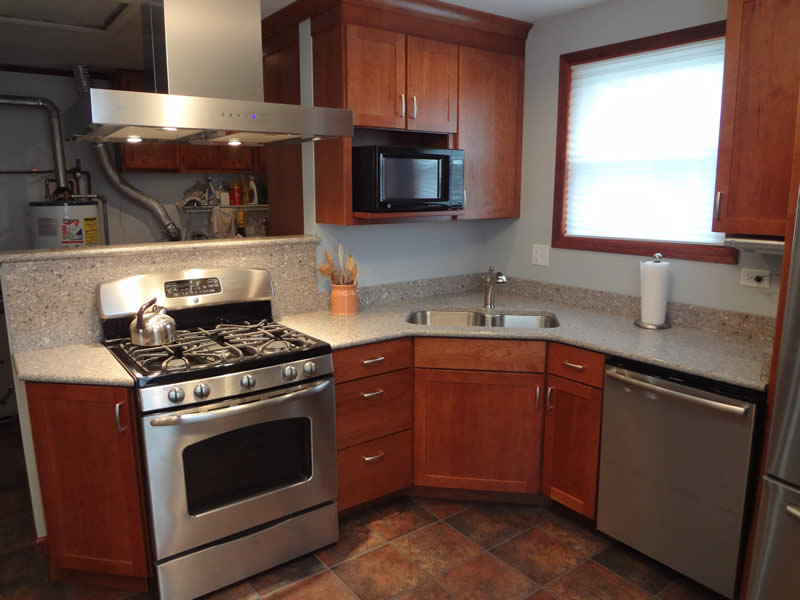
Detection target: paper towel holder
<box><xmin>635</xmin><ymin>252</ymin><xmax>672</xmax><ymax>330</ymax></box>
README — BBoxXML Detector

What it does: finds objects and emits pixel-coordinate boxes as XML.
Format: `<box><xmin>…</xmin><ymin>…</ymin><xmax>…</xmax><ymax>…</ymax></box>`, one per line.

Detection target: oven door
<box><xmin>141</xmin><ymin>377</ymin><xmax>336</xmax><ymax>560</ymax></box>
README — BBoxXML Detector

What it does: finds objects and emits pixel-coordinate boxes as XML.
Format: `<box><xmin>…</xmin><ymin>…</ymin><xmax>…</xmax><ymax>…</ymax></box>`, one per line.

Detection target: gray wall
<box><xmin>488</xmin><ymin>0</ymin><xmax>782</xmax><ymax>317</ymax></box>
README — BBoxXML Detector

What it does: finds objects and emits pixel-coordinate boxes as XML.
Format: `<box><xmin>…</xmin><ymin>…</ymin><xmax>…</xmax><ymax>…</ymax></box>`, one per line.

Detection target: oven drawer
<box><xmin>333</xmin><ymin>339</ymin><xmax>412</xmax><ymax>383</ymax></box>
<box><xmin>336</xmin><ymin>369</ymin><xmax>413</xmax><ymax>450</ymax></box>
<box><xmin>415</xmin><ymin>338</ymin><xmax>546</xmax><ymax>372</ymax></box>
<box><xmin>548</xmin><ymin>343</ymin><xmax>605</xmax><ymax>388</ymax></box>
<box><xmin>338</xmin><ymin>430</ymin><xmax>413</xmax><ymax>510</ymax></box>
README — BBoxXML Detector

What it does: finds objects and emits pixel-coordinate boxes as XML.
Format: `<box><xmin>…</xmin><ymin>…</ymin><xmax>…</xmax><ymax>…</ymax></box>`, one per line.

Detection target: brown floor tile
<box><xmin>316</xmin><ymin>517</ymin><xmax>385</xmax><ymax>566</ymax></box>
<box><xmin>525</xmin><ymin>592</ymin><xmax>557</xmax><ymax>600</ymax></box>
<box><xmin>393</xmin><ymin>522</ymin><xmax>481</xmax><ymax>575</ymax></box>
<box><xmin>65</xmin><ymin>583</ymin><xmax>153</xmax><ymax>600</ymax></box>
<box><xmin>0</xmin><ymin>546</ymin><xmax>49</xmax><ymax>589</ymax></box>
<box><xmin>249</xmin><ymin>553</ymin><xmax>326</xmax><ymax>595</ymax></box>
<box><xmin>492</xmin><ymin>528</ymin><xmax>582</xmax><ymax>585</ymax></box>
<box><xmin>438</xmin><ymin>553</ymin><xmax>536</xmax><ymax>600</ymax></box>
<box><xmin>503</xmin><ymin>503</ymin><xmax>555</xmax><ymax>528</ymax></box>
<box><xmin>536</xmin><ymin>514</ymin><xmax>611</xmax><ymax>558</ymax></box>
<box><xmin>446</xmin><ymin>504</ymin><xmax>528</xmax><ymax>548</ymax></box>
<box><xmin>1</xmin><ymin>580</ymin><xmax>67</xmax><ymax>600</ymax></box>
<box><xmin>0</xmin><ymin>487</ymin><xmax>33</xmax><ymax>518</ymax></box>
<box><xmin>0</xmin><ymin>512</ymin><xmax>36</xmax><ymax>556</ymax></box>
<box><xmin>333</xmin><ymin>545</ymin><xmax>429</xmax><ymax>600</ymax></box>
<box><xmin>359</xmin><ymin>497</ymin><xmax>436</xmax><ymax>540</ymax></box>
<box><xmin>265</xmin><ymin>571</ymin><xmax>355</xmax><ymax>599</ymax></box>
<box><xmin>411</xmin><ymin>497</ymin><xmax>468</xmax><ymax>520</ymax></box>
<box><xmin>594</xmin><ymin>543</ymin><xmax>674</xmax><ymax>594</ymax></box>
<box><xmin>392</xmin><ymin>580</ymin><xmax>452</xmax><ymax>600</ymax></box>
<box><xmin>198</xmin><ymin>582</ymin><xmax>258</xmax><ymax>600</ymax></box>
<box><xmin>658</xmin><ymin>578</ymin><xmax>727</xmax><ymax>600</ymax></box>
<box><xmin>545</xmin><ymin>561</ymin><xmax>650</xmax><ymax>600</ymax></box>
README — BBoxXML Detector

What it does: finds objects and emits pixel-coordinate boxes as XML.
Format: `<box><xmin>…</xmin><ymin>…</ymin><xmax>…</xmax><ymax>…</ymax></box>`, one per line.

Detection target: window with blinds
<box><xmin>561</xmin><ymin>35</ymin><xmax>726</xmax><ymax>246</ymax></box>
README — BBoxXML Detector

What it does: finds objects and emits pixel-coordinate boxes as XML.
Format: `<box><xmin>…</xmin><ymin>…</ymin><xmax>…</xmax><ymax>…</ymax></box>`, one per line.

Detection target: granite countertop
<box><xmin>14</xmin><ymin>344</ymin><xmax>135</xmax><ymax>387</ymax></box>
<box><xmin>279</xmin><ymin>292</ymin><xmax>771</xmax><ymax>391</ymax></box>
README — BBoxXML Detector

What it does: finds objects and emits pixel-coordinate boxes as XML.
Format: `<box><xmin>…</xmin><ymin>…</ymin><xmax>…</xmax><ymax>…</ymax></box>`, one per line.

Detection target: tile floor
<box><xmin>2</xmin><ymin>417</ymin><xmax>728</xmax><ymax>600</ymax></box>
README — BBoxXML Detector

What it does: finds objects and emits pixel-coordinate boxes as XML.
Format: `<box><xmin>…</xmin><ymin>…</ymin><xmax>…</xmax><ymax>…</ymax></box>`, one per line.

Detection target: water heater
<box><xmin>30</xmin><ymin>198</ymin><xmax>101</xmax><ymax>249</ymax></box>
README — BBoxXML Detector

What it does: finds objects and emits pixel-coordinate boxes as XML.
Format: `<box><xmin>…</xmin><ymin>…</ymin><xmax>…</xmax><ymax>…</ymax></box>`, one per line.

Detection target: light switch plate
<box><xmin>532</xmin><ymin>244</ymin><xmax>550</xmax><ymax>266</ymax></box>
<box><xmin>740</xmin><ymin>268</ymin><xmax>771</xmax><ymax>288</ymax></box>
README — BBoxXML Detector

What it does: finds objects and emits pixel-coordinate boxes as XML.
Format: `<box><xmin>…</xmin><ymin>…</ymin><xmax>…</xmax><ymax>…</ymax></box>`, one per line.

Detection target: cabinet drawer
<box><xmin>333</xmin><ymin>339</ymin><xmax>412</xmax><ymax>383</ymax></box>
<box><xmin>548</xmin><ymin>343</ymin><xmax>605</xmax><ymax>388</ymax></box>
<box><xmin>338</xmin><ymin>430</ymin><xmax>413</xmax><ymax>510</ymax></box>
<box><xmin>415</xmin><ymin>338</ymin><xmax>545</xmax><ymax>372</ymax></box>
<box><xmin>336</xmin><ymin>369</ymin><xmax>413</xmax><ymax>449</ymax></box>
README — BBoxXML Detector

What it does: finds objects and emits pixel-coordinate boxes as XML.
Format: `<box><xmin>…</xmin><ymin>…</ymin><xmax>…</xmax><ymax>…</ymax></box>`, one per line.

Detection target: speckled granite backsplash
<box><xmin>1</xmin><ymin>237</ymin><xmax>326</xmax><ymax>353</ymax></box>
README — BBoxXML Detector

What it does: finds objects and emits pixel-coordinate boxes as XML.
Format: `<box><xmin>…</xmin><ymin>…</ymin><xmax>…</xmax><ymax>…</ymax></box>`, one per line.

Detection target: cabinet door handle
<box><xmin>362</xmin><ymin>356</ymin><xmax>385</xmax><ymax>365</ymax></box>
<box><xmin>546</xmin><ymin>387</ymin><xmax>554</xmax><ymax>411</ymax></box>
<box><xmin>411</xmin><ymin>95</ymin><xmax>418</xmax><ymax>119</ymax></box>
<box><xmin>400</xmin><ymin>93</ymin><xmax>406</xmax><ymax>117</ymax></box>
<box><xmin>562</xmin><ymin>360</ymin><xmax>585</xmax><ymax>372</ymax></box>
<box><xmin>363</xmin><ymin>451</ymin><xmax>385</xmax><ymax>463</ymax></box>
<box><xmin>463</xmin><ymin>189</ymin><xmax>467</xmax><ymax>208</ymax></box>
<box><xmin>535</xmin><ymin>385</ymin><xmax>540</xmax><ymax>410</ymax></box>
<box><xmin>787</xmin><ymin>505</ymin><xmax>800</xmax><ymax>521</ymax></box>
<box><xmin>114</xmin><ymin>402</ymin><xmax>126</xmax><ymax>433</ymax></box>
<box><xmin>714</xmin><ymin>191</ymin><xmax>722</xmax><ymax>221</ymax></box>
<box><xmin>361</xmin><ymin>388</ymin><xmax>384</xmax><ymax>399</ymax></box>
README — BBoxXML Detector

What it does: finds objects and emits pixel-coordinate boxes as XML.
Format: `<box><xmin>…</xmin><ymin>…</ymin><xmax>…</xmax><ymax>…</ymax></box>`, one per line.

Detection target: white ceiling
<box><xmin>260</xmin><ymin>0</ymin><xmax>609</xmax><ymax>22</ymax></box>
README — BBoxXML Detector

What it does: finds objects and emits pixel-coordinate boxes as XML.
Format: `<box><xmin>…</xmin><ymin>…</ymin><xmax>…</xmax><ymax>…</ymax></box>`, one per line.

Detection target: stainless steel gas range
<box><xmin>98</xmin><ymin>268</ymin><xmax>338</xmax><ymax>600</ymax></box>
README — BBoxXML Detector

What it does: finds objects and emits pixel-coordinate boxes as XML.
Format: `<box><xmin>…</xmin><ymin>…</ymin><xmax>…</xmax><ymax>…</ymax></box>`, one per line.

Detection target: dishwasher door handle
<box><xmin>606</xmin><ymin>370</ymin><xmax>750</xmax><ymax>416</ymax></box>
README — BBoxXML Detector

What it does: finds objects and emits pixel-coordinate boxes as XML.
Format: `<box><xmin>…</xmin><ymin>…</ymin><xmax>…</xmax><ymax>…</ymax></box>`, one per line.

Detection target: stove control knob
<box><xmin>241</xmin><ymin>374</ymin><xmax>256</xmax><ymax>389</ymax></box>
<box><xmin>194</xmin><ymin>383</ymin><xmax>211</xmax><ymax>399</ymax></box>
<box><xmin>282</xmin><ymin>365</ymin><xmax>298</xmax><ymax>381</ymax></box>
<box><xmin>303</xmin><ymin>361</ymin><xmax>317</xmax><ymax>377</ymax></box>
<box><xmin>167</xmin><ymin>387</ymin><xmax>185</xmax><ymax>403</ymax></box>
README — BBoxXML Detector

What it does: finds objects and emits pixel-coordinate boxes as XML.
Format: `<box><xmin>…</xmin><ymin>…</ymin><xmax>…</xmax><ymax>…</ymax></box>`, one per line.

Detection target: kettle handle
<box><xmin>135</xmin><ymin>297</ymin><xmax>158</xmax><ymax>331</ymax></box>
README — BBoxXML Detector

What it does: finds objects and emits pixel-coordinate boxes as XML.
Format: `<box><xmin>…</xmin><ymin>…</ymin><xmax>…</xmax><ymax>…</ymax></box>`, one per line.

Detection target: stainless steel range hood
<box><xmin>66</xmin><ymin>0</ymin><xmax>352</xmax><ymax>145</ymax></box>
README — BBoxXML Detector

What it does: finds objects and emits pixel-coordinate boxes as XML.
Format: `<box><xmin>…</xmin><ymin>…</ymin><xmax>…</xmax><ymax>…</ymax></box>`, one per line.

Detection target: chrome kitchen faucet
<box><xmin>483</xmin><ymin>267</ymin><xmax>508</xmax><ymax>310</ymax></box>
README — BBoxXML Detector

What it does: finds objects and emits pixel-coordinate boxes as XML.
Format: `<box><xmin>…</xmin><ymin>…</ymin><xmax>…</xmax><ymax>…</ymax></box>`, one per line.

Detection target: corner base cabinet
<box><xmin>27</xmin><ymin>383</ymin><xmax>150</xmax><ymax>585</ymax></box>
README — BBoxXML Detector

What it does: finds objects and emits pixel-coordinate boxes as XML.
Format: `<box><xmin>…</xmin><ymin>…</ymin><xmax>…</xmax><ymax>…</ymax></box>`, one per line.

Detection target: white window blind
<box><xmin>564</xmin><ymin>37</ymin><xmax>726</xmax><ymax>245</ymax></box>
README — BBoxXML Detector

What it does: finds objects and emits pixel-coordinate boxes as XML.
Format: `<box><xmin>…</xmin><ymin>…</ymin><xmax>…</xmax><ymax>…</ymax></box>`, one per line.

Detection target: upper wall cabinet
<box><xmin>345</xmin><ymin>26</ymin><xmax>458</xmax><ymax>133</ymax></box>
<box><xmin>713</xmin><ymin>0</ymin><xmax>800</xmax><ymax>237</ymax></box>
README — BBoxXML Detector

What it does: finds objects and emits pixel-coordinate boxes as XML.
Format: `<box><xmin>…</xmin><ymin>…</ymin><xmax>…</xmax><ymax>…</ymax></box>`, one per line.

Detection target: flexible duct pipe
<box><xmin>94</xmin><ymin>143</ymin><xmax>181</xmax><ymax>241</ymax></box>
<box><xmin>0</xmin><ymin>94</ymin><xmax>68</xmax><ymax>189</ymax></box>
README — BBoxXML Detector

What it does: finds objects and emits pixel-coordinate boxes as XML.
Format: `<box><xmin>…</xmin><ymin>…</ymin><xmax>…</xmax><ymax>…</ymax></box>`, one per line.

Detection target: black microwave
<box><xmin>352</xmin><ymin>146</ymin><xmax>465</xmax><ymax>212</ymax></box>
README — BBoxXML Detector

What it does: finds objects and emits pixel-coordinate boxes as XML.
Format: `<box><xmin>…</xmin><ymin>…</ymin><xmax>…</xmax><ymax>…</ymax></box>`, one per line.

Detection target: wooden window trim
<box><xmin>552</xmin><ymin>20</ymin><xmax>738</xmax><ymax>265</ymax></box>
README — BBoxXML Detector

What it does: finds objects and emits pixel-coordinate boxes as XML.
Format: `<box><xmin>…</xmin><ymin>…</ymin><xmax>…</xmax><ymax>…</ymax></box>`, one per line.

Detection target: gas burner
<box><xmin>212</xmin><ymin>320</ymin><xmax>319</xmax><ymax>357</ymax></box>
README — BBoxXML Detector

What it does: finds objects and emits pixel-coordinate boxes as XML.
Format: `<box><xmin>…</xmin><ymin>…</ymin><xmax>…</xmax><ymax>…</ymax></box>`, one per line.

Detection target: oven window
<box><xmin>182</xmin><ymin>417</ymin><xmax>312</xmax><ymax>515</ymax></box>
<box><xmin>383</xmin><ymin>157</ymin><xmax>441</xmax><ymax>201</ymax></box>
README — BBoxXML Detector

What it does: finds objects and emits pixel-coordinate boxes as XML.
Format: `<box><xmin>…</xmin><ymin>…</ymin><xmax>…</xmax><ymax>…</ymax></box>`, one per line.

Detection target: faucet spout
<box><xmin>483</xmin><ymin>267</ymin><xmax>508</xmax><ymax>310</ymax></box>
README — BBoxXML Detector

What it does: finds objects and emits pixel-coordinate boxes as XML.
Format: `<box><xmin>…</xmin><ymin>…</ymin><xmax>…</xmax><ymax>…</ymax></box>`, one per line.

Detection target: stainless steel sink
<box><xmin>406</xmin><ymin>309</ymin><xmax>559</xmax><ymax>329</ymax></box>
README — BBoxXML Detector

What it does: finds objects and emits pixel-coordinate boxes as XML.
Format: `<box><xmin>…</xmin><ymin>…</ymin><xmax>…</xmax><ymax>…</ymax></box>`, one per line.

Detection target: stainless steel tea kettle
<box><xmin>130</xmin><ymin>297</ymin><xmax>176</xmax><ymax>346</ymax></box>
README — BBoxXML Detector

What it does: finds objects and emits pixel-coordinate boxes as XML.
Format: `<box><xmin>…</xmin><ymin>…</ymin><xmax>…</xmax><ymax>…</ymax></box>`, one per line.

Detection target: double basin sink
<box><xmin>407</xmin><ymin>309</ymin><xmax>559</xmax><ymax>329</ymax></box>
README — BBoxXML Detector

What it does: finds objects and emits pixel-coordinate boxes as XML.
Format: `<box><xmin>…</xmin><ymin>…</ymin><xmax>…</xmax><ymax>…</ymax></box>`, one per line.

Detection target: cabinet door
<box><xmin>406</xmin><ymin>36</ymin><xmax>458</xmax><ymax>133</ymax></box>
<box><xmin>345</xmin><ymin>25</ymin><xmax>406</xmax><ymax>129</ymax></box>
<box><xmin>456</xmin><ymin>46</ymin><xmax>524</xmax><ymax>219</ymax></box>
<box><xmin>541</xmin><ymin>375</ymin><xmax>602</xmax><ymax>519</ymax></box>
<box><xmin>713</xmin><ymin>0</ymin><xmax>800</xmax><ymax>236</ymax></box>
<box><xmin>414</xmin><ymin>369</ymin><xmax>544</xmax><ymax>493</ymax></box>
<box><xmin>27</xmin><ymin>383</ymin><xmax>149</xmax><ymax>578</ymax></box>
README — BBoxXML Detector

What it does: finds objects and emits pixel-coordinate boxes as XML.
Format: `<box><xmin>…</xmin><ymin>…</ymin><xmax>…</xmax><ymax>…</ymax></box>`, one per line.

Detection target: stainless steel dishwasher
<box><xmin>597</xmin><ymin>360</ymin><xmax>761</xmax><ymax>599</ymax></box>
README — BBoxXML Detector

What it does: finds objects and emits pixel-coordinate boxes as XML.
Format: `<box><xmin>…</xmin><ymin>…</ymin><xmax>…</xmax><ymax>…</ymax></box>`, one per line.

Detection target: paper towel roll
<box><xmin>640</xmin><ymin>256</ymin><xmax>670</xmax><ymax>326</ymax></box>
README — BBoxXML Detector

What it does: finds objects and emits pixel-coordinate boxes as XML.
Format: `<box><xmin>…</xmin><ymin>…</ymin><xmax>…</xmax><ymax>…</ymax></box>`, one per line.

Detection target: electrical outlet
<box><xmin>532</xmin><ymin>244</ymin><xmax>550</xmax><ymax>266</ymax></box>
<box><xmin>740</xmin><ymin>268</ymin><xmax>771</xmax><ymax>289</ymax></box>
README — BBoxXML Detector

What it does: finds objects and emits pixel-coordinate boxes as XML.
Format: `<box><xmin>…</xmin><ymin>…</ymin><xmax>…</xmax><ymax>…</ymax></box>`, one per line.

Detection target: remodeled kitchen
<box><xmin>0</xmin><ymin>1</ymin><xmax>797</xmax><ymax>599</ymax></box>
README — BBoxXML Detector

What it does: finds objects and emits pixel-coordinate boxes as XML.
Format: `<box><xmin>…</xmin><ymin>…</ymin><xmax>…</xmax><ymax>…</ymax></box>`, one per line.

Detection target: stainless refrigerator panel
<box><xmin>746</xmin><ymin>476</ymin><xmax>800</xmax><ymax>600</ymax></box>
<box><xmin>767</xmin><ymin>189</ymin><xmax>800</xmax><ymax>486</ymax></box>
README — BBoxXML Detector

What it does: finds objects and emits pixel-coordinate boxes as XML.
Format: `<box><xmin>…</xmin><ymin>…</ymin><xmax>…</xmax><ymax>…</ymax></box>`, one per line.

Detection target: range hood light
<box><xmin>162</xmin><ymin>127</ymin><xmax>178</xmax><ymax>132</ymax></box>
<box><xmin>126</xmin><ymin>135</ymin><xmax>143</xmax><ymax>143</ymax></box>
<box><xmin>227</xmin><ymin>139</ymin><xmax>241</xmax><ymax>146</ymax></box>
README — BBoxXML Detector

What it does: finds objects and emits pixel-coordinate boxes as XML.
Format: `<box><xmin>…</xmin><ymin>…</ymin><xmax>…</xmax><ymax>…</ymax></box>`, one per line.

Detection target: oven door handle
<box><xmin>149</xmin><ymin>379</ymin><xmax>331</xmax><ymax>427</ymax></box>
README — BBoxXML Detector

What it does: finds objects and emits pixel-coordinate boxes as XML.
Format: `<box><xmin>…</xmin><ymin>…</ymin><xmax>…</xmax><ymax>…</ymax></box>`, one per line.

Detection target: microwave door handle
<box><xmin>149</xmin><ymin>379</ymin><xmax>331</xmax><ymax>427</ymax></box>
<box><xmin>463</xmin><ymin>188</ymin><xmax>467</xmax><ymax>208</ymax></box>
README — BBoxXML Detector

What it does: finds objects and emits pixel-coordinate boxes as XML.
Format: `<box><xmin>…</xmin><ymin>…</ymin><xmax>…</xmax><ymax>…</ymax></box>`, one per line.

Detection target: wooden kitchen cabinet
<box><xmin>456</xmin><ymin>46</ymin><xmax>524</xmax><ymax>219</ymax></box>
<box><xmin>541</xmin><ymin>374</ymin><xmax>603</xmax><ymax>519</ymax></box>
<box><xmin>713</xmin><ymin>0</ymin><xmax>800</xmax><ymax>236</ymax></box>
<box><xmin>180</xmin><ymin>145</ymin><xmax>254</xmax><ymax>172</ymax></box>
<box><xmin>414</xmin><ymin>368</ymin><xmax>545</xmax><ymax>493</ymax></box>
<box><xmin>27</xmin><ymin>383</ymin><xmax>149</xmax><ymax>586</ymax></box>
<box><xmin>405</xmin><ymin>36</ymin><xmax>459</xmax><ymax>133</ymax></box>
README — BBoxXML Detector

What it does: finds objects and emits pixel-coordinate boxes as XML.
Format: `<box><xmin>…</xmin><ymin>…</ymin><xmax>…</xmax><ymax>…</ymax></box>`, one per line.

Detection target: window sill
<box><xmin>552</xmin><ymin>235</ymin><xmax>738</xmax><ymax>264</ymax></box>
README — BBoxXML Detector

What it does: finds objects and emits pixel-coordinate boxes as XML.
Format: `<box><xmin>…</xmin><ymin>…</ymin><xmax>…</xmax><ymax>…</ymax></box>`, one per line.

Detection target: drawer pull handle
<box><xmin>362</xmin><ymin>356</ymin><xmax>385</xmax><ymax>365</ymax></box>
<box><xmin>361</xmin><ymin>388</ymin><xmax>385</xmax><ymax>399</ymax></box>
<box><xmin>363</xmin><ymin>451</ymin><xmax>385</xmax><ymax>463</ymax></box>
<box><xmin>787</xmin><ymin>505</ymin><xmax>800</xmax><ymax>520</ymax></box>
<box><xmin>535</xmin><ymin>385</ymin><xmax>540</xmax><ymax>410</ymax></box>
<box><xmin>562</xmin><ymin>360</ymin><xmax>585</xmax><ymax>372</ymax></box>
<box><xmin>546</xmin><ymin>386</ymin><xmax>554</xmax><ymax>411</ymax></box>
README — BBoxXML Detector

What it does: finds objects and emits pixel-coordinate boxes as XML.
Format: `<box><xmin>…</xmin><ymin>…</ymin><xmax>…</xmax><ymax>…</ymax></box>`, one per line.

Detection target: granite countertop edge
<box><xmin>14</xmin><ymin>344</ymin><xmax>135</xmax><ymax>387</ymax></box>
